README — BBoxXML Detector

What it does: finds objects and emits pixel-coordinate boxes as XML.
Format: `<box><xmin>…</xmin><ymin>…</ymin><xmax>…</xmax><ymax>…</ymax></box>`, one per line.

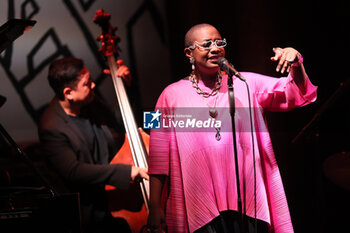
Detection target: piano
<box><xmin>0</xmin><ymin>19</ymin><xmax>81</xmax><ymax>233</ymax></box>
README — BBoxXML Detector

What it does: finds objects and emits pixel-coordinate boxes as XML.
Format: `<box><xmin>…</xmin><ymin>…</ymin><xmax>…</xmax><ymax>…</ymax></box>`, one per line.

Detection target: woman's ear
<box><xmin>184</xmin><ymin>48</ymin><xmax>192</xmax><ymax>59</ymax></box>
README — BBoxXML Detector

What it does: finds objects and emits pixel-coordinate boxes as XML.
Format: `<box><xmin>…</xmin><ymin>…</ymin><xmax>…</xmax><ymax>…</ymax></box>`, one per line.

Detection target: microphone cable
<box><xmin>240</xmin><ymin>76</ymin><xmax>258</xmax><ymax>233</ymax></box>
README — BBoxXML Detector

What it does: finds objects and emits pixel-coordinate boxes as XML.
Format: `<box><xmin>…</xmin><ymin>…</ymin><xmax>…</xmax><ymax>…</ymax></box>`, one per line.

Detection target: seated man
<box><xmin>38</xmin><ymin>57</ymin><xmax>148</xmax><ymax>233</ymax></box>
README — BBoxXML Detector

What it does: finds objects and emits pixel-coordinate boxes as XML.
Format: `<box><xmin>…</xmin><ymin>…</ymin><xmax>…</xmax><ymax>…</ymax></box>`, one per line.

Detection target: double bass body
<box><xmin>107</xmin><ymin>130</ymin><xmax>150</xmax><ymax>233</ymax></box>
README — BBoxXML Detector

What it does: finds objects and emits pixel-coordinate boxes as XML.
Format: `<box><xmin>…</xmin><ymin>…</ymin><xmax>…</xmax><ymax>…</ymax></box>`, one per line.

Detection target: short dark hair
<box><xmin>48</xmin><ymin>57</ymin><xmax>84</xmax><ymax>100</ymax></box>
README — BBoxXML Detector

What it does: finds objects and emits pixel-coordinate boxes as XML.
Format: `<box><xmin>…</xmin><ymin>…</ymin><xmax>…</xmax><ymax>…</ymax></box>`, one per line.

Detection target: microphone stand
<box><xmin>227</xmin><ymin>74</ymin><xmax>245</xmax><ymax>233</ymax></box>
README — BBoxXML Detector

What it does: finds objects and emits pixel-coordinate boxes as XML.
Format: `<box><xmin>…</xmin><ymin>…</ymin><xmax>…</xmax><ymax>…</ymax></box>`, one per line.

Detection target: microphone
<box><xmin>217</xmin><ymin>57</ymin><xmax>246</xmax><ymax>81</ymax></box>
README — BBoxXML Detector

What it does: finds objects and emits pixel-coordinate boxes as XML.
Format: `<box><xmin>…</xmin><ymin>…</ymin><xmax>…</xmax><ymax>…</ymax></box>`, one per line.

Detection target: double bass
<box><xmin>93</xmin><ymin>9</ymin><xmax>150</xmax><ymax>233</ymax></box>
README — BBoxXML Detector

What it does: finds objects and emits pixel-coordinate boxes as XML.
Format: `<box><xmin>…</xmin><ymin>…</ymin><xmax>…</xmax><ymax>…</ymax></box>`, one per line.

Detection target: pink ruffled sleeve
<box><xmin>251</xmin><ymin>72</ymin><xmax>317</xmax><ymax>111</ymax></box>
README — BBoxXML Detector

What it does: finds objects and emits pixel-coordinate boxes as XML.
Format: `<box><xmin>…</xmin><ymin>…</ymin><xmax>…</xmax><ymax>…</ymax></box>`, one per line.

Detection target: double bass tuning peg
<box><xmin>111</xmin><ymin>35</ymin><xmax>120</xmax><ymax>43</ymax></box>
<box><xmin>96</xmin><ymin>35</ymin><xmax>103</xmax><ymax>41</ymax></box>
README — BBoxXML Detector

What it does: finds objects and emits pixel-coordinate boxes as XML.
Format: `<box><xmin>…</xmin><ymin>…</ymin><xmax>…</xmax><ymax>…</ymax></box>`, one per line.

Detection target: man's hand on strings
<box><xmin>131</xmin><ymin>166</ymin><xmax>149</xmax><ymax>182</ymax></box>
<box><xmin>103</xmin><ymin>59</ymin><xmax>132</xmax><ymax>86</ymax></box>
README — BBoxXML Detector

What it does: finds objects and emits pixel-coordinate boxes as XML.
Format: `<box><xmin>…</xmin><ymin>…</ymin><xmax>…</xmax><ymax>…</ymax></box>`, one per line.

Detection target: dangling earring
<box><xmin>189</xmin><ymin>57</ymin><xmax>195</xmax><ymax>71</ymax></box>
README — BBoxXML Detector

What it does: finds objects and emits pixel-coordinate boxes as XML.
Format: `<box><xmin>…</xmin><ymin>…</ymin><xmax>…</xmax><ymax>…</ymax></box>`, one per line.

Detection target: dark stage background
<box><xmin>1</xmin><ymin>0</ymin><xmax>349</xmax><ymax>232</ymax></box>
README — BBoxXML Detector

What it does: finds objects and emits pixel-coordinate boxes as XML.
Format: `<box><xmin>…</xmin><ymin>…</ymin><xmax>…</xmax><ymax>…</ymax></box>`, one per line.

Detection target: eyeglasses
<box><xmin>188</xmin><ymin>38</ymin><xmax>227</xmax><ymax>50</ymax></box>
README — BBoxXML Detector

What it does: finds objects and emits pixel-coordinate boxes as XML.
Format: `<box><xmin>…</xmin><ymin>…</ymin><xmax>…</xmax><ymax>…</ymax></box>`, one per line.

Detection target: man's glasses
<box><xmin>188</xmin><ymin>38</ymin><xmax>227</xmax><ymax>50</ymax></box>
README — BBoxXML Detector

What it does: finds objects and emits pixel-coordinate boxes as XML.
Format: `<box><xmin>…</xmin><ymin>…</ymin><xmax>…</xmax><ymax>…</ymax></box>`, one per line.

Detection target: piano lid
<box><xmin>0</xmin><ymin>18</ymin><xmax>36</xmax><ymax>54</ymax></box>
